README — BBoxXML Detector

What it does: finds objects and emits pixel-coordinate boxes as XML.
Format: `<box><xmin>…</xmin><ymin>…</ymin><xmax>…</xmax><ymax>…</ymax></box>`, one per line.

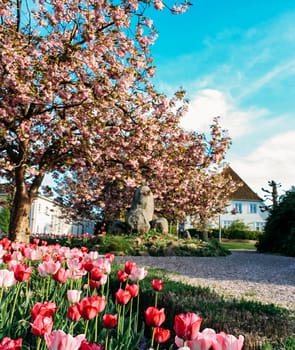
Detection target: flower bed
<box><xmin>0</xmin><ymin>237</ymin><xmax>244</xmax><ymax>349</ymax></box>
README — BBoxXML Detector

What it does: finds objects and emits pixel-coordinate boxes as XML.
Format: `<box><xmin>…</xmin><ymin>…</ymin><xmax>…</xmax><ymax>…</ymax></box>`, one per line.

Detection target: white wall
<box><xmin>30</xmin><ymin>196</ymin><xmax>95</xmax><ymax>235</ymax></box>
<box><xmin>220</xmin><ymin>200</ymin><xmax>268</xmax><ymax>231</ymax></box>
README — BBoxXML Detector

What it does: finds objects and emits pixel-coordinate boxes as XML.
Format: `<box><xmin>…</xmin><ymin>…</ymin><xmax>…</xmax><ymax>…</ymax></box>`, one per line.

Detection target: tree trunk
<box><xmin>9</xmin><ymin>192</ymin><xmax>31</xmax><ymax>243</ymax></box>
<box><xmin>8</xmin><ymin>166</ymin><xmax>33</xmax><ymax>243</ymax></box>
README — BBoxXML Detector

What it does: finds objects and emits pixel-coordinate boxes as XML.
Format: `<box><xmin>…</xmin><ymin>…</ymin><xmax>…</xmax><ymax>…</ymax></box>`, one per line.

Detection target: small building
<box><xmin>219</xmin><ymin>167</ymin><xmax>267</xmax><ymax>231</ymax></box>
<box><xmin>0</xmin><ymin>185</ymin><xmax>95</xmax><ymax>236</ymax></box>
<box><xmin>30</xmin><ymin>195</ymin><xmax>96</xmax><ymax>236</ymax></box>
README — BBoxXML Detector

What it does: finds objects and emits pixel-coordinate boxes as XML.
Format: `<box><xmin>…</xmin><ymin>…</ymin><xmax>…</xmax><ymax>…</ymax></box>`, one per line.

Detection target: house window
<box><xmin>223</xmin><ymin>220</ymin><xmax>233</xmax><ymax>228</ymax></box>
<box><xmin>234</xmin><ymin>203</ymin><xmax>242</xmax><ymax>213</ymax></box>
<box><xmin>249</xmin><ymin>203</ymin><xmax>257</xmax><ymax>214</ymax></box>
<box><xmin>256</xmin><ymin>222</ymin><xmax>264</xmax><ymax>231</ymax></box>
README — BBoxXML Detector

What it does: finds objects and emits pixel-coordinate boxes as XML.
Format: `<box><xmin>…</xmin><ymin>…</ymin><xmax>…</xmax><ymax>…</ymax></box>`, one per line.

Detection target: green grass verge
<box><xmin>220</xmin><ymin>239</ymin><xmax>257</xmax><ymax>250</ymax></box>
<box><xmin>111</xmin><ymin>264</ymin><xmax>295</xmax><ymax>350</ymax></box>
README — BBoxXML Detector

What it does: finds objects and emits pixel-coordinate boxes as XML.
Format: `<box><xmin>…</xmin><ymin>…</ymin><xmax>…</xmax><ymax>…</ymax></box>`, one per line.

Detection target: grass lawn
<box><xmin>220</xmin><ymin>239</ymin><xmax>257</xmax><ymax>250</ymax></box>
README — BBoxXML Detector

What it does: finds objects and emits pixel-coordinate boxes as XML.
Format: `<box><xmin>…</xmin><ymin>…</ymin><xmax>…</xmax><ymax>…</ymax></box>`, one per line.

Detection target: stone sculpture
<box><xmin>127</xmin><ymin>186</ymin><xmax>154</xmax><ymax>233</ymax></box>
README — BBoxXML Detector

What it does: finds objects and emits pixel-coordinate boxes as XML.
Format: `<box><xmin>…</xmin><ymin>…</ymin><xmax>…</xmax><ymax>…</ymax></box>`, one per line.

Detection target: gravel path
<box><xmin>116</xmin><ymin>251</ymin><xmax>295</xmax><ymax>310</ymax></box>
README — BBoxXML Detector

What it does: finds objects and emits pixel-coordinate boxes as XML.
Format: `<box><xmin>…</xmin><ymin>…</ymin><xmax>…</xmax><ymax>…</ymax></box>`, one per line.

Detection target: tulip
<box><xmin>90</xmin><ymin>267</ymin><xmax>103</xmax><ymax>281</ymax></box>
<box><xmin>117</xmin><ymin>270</ymin><xmax>128</xmax><ymax>282</ymax></box>
<box><xmin>67</xmin><ymin>290</ymin><xmax>81</xmax><ymax>304</ymax></box>
<box><xmin>174</xmin><ymin>312</ymin><xmax>202</xmax><ymax>341</ymax></box>
<box><xmin>175</xmin><ymin>328</ymin><xmax>217</xmax><ymax>350</ymax></box>
<box><xmin>124</xmin><ymin>261</ymin><xmax>136</xmax><ymax>274</ymax></box>
<box><xmin>126</xmin><ymin>283</ymin><xmax>139</xmax><ymax>298</ymax></box>
<box><xmin>115</xmin><ymin>288</ymin><xmax>131</xmax><ymax>305</ymax></box>
<box><xmin>45</xmin><ymin>330</ymin><xmax>85</xmax><ymax>350</ymax></box>
<box><xmin>213</xmin><ymin>332</ymin><xmax>244</xmax><ymax>350</ymax></box>
<box><xmin>30</xmin><ymin>315</ymin><xmax>53</xmax><ymax>337</ymax></box>
<box><xmin>67</xmin><ymin>304</ymin><xmax>81</xmax><ymax>321</ymax></box>
<box><xmin>83</xmin><ymin>260</ymin><xmax>94</xmax><ymax>272</ymax></box>
<box><xmin>105</xmin><ymin>253</ymin><xmax>115</xmax><ymax>263</ymax></box>
<box><xmin>151</xmin><ymin>279</ymin><xmax>164</xmax><ymax>291</ymax></box>
<box><xmin>31</xmin><ymin>302</ymin><xmax>57</xmax><ymax>320</ymax></box>
<box><xmin>129</xmin><ymin>267</ymin><xmax>147</xmax><ymax>281</ymax></box>
<box><xmin>102</xmin><ymin>314</ymin><xmax>118</xmax><ymax>328</ymax></box>
<box><xmin>37</xmin><ymin>260</ymin><xmax>60</xmax><ymax>277</ymax></box>
<box><xmin>79</xmin><ymin>340</ymin><xmax>104</xmax><ymax>350</ymax></box>
<box><xmin>154</xmin><ymin>327</ymin><xmax>171</xmax><ymax>343</ymax></box>
<box><xmin>53</xmin><ymin>267</ymin><xmax>69</xmax><ymax>283</ymax></box>
<box><xmin>0</xmin><ymin>269</ymin><xmax>17</xmax><ymax>288</ymax></box>
<box><xmin>0</xmin><ymin>336</ymin><xmax>22</xmax><ymax>349</ymax></box>
<box><xmin>77</xmin><ymin>296</ymin><xmax>106</xmax><ymax>320</ymax></box>
<box><xmin>145</xmin><ymin>306</ymin><xmax>166</xmax><ymax>327</ymax></box>
<box><xmin>11</xmin><ymin>263</ymin><xmax>32</xmax><ymax>282</ymax></box>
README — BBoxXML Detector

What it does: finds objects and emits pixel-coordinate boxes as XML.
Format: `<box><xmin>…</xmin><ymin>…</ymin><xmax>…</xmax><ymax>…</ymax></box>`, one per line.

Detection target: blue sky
<box><xmin>148</xmin><ymin>0</ymin><xmax>295</xmax><ymax>197</ymax></box>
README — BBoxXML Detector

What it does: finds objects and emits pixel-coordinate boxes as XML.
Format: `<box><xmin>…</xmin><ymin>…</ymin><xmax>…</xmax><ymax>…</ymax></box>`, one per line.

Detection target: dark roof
<box><xmin>223</xmin><ymin>166</ymin><xmax>262</xmax><ymax>201</ymax></box>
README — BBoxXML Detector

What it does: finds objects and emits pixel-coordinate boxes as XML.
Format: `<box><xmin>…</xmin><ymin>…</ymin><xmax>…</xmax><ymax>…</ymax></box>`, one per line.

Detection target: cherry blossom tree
<box><xmin>0</xmin><ymin>0</ymin><xmax>234</xmax><ymax>242</ymax></box>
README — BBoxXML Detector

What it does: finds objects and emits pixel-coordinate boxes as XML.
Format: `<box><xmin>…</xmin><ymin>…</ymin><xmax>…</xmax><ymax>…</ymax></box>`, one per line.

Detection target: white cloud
<box><xmin>229</xmin><ymin>131</ymin><xmax>295</xmax><ymax>197</ymax></box>
<box><xmin>180</xmin><ymin>89</ymin><xmax>268</xmax><ymax>137</ymax></box>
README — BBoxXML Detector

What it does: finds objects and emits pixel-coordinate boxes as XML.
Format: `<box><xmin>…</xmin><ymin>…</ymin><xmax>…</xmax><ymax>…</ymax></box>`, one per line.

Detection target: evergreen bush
<box><xmin>257</xmin><ymin>190</ymin><xmax>295</xmax><ymax>256</ymax></box>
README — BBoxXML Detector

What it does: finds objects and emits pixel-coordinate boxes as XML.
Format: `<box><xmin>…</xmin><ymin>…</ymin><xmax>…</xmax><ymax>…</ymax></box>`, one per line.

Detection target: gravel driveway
<box><xmin>116</xmin><ymin>251</ymin><xmax>295</xmax><ymax>310</ymax></box>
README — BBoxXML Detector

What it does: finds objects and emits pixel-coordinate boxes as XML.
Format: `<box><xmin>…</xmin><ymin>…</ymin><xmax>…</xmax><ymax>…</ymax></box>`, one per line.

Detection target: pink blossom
<box><xmin>45</xmin><ymin>330</ymin><xmax>85</xmax><ymax>350</ymax></box>
<box><xmin>154</xmin><ymin>0</ymin><xmax>164</xmax><ymax>10</ymax></box>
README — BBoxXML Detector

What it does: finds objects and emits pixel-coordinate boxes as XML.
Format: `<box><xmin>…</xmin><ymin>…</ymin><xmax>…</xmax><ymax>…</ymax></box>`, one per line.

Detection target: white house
<box><xmin>218</xmin><ymin>167</ymin><xmax>268</xmax><ymax>231</ymax></box>
<box><xmin>30</xmin><ymin>195</ymin><xmax>96</xmax><ymax>235</ymax></box>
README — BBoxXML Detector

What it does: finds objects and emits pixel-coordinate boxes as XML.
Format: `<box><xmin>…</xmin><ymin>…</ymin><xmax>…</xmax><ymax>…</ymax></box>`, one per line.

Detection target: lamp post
<box><xmin>218</xmin><ymin>214</ymin><xmax>222</xmax><ymax>243</ymax></box>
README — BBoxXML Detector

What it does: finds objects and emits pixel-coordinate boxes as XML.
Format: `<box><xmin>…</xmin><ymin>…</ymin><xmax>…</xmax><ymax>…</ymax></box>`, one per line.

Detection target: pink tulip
<box><xmin>0</xmin><ymin>269</ymin><xmax>17</xmax><ymax>288</ymax></box>
<box><xmin>37</xmin><ymin>260</ymin><xmax>60</xmax><ymax>277</ymax></box>
<box><xmin>0</xmin><ymin>336</ymin><xmax>22</xmax><ymax>349</ymax></box>
<box><xmin>30</xmin><ymin>315</ymin><xmax>53</xmax><ymax>337</ymax></box>
<box><xmin>212</xmin><ymin>332</ymin><xmax>244</xmax><ymax>350</ymax></box>
<box><xmin>67</xmin><ymin>290</ymin><xmax>81</xmax><ymax>303</ymax></box>
<box><xmin>177</xmin><ymin>328</ymin><xmax>217</xmax><ymax>350</ymax></box>
<box><xmin>45</xmin><ymin>330</ymin><xmax>85</xmax><ymax>350</ymax></box>
<box><xmin>129</xmin><ymin>267</ymin><xmax>147</xmax><ymax>281</ymax></box>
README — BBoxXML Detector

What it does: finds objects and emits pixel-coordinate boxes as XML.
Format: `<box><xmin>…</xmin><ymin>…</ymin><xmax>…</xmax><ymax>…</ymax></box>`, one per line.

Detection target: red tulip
<box><xmin>53</xmin><ymin>267</ymin><xmax>69</xmax><ymax>284</ymax></box>
<box><xmin>102</xmin><ymin>314</ymin><xmax>118</xmax><ymax>328</ymax></box>
<box><xmin>154</xmin><ymin>327</ymin><xmax>171</xmax><ymax>343</ymax></box>
<box><xmin>83</xmin><ymin>260</ymin><xmax>94</xmax><ymax>272</ymax></box>
<box><xmin>117</xmin><ymin>270</ymin><xmax>128</xmax><ymax>282</ymax></box>
<box><xmin>77</xmin><ymin>296</ymin><xmax>106</xmax><ymax>320</ymax></box>
<box><xmin>105</xmin><ymin>253</ymin><xmax>115</xmax><ymax>262</ymax></box>
<box><xmin>124</xmin><ymin>261</ymin><xmax>136</xmax><ymax>274</ymax></box>
<box><xmin>0</xmin><ymin>337</ymin><xmax>22</xmax><ymax>350</ymax></box>
<box><xmin>67</xmin><ymin>304</ymin><xmax>81</xmax><ymax>321</ymax></box>
<box><xmin>144</xmin><ymin>306</ymin><xmax>166</xmax><ymax>327</ymax></box>
<box><xmin>2</xmin><ymin>253</ymin><xmax>12</xmax><ymax>263</ymax></box>
<box><xmin>30</xmin><ymin>315</ymin><xmax>53</xmax><ymax>337</ymax></box>
<box><xmin>11</xmin><ymin>263</ymin><xmax>32</xmax><ymax>282</ymax></box>
<box><xmin>90</xmin><ymin>267</ymin><xmax>103</xmax><ymax>281</ymax></box>
<box><xmin>80</xmin><ymin>340</ymin><xmax>104</xmax><ymax>350</ymax></box>
<box><xmin>174</xmin><ymin>312</ymin><xmax>202</xmax><ymax>341</ymax></box>
<box><xmin>126</xmin><ymin>283</ymin><xmax>139</xmax><ymax>298</ymax></box>
<box><xmin>115</xmin><ymin>288</ymin><xmax>131</xmax><ymax>305</ymax></box>
<box><xmin>31</xmin><ymin>302</ymin><xmax>57</xmax><ymax>320</ymax></box>
<box><xmin>151</xmin><ymin>279</ymin><xmax>164</xmax><ymax>291</ymax></box>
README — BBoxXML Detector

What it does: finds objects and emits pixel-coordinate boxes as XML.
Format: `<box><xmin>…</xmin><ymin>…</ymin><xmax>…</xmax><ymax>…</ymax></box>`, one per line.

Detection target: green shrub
<box><xmin>257</xmin><ymin>190</ymin><xmax>295</xmax><ymax>256</ymax></box>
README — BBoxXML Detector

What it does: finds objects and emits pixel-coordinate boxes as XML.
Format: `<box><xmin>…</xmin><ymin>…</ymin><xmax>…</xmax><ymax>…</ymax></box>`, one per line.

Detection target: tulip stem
<box><xmin>128</xmin><ymin>298</ymin><xmax>133</xmax><ymax>337</ymax></box>
<box><xmin>36</xmin><ymin>336</ymin><xmax>41</xmax><ymax>350</ymax></box>
<box><xmin>84</xmin><ymin>319</ymin><xmax>89</xmax><ymax>338</ymax></box>
<box><xmin>95</xmin><ymin>313</ymin><xmax>99</xmax><ymax>342</ymax></box>
<box><xmin>9</xmin><ymin>282</ymin><xmax>21</xmax><ymax>328</ymax></box>
<box><xmin>151</xmin><ymin>327</ymin><xmax>155</xmax><ymax>348</ymax></box>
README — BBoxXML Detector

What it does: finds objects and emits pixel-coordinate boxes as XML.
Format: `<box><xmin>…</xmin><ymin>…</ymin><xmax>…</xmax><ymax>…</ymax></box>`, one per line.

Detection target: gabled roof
<box><xmin>223</xmin><ymin>166</ymin><xmax>262</xmax><ymax>202</ymax></box>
